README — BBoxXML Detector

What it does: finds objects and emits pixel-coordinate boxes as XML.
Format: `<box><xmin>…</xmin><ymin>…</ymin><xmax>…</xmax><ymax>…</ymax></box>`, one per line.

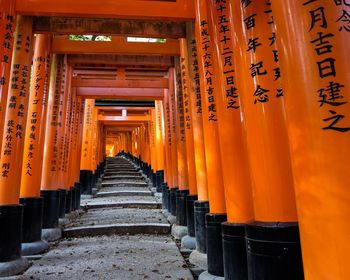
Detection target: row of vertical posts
<box><xmin>0</xmin><ymin>11</ymin><xmax>106</xmax><ymax>276</ymax></box>
<box><xmin>154</xmin><ymin>1</ymin><xmax>350</xmax><ymax>280</ymax></box>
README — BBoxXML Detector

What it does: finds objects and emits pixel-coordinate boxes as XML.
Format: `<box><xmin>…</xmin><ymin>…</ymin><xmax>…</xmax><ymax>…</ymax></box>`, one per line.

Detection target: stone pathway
<box><xmin>7</xmin><ymin>157</ymin><xmax>193</xmax><ymax>280</ymax></box>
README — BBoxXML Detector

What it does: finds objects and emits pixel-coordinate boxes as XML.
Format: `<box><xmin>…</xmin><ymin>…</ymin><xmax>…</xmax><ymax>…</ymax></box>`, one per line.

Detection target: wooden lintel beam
<box><xmin>98</xmin><ymin>115</ymin><xmax>151</xmax><ymax>122</ymax></box>
<box><xmin>68</xmin><ymin>55</ymin><xmax>173</xmax><ymax>68</ymax></box>
<box><xmin>76</xmin><ymin>87</ymin><xmax>164</xmax><ymax>100</ymax></box>
<box><xmin>33</xmin><ymin>17</ymin><xmax>186</xmax><ymax>38</ymax></box>
<box><xmin>72</xmin><ymin>77</ymin><xmax>169</xmax><ymax>88</ymax></box>
<box><xmin>52</xmin><ymin>36</ymin><xmax>180</xmax><ymax>56</ymax></box>
<box><xmin>96</xmin><ymin>106</ymin><xmax>153</xmax><ymax>111</ymax></box>
<box><xmin>16</xmin><ymin>0</ymin><xmax>195</xmax><ymax>20</ymax></box>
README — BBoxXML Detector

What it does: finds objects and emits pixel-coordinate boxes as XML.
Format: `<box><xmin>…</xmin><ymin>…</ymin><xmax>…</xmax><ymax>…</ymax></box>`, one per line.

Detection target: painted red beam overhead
<box><xmin>52</xmin><ymin>36</ymin><xmax>180</xmax><ymax>56</ymax></box>
<box><xmin>72</xmin><ymin>77</ymin><xmax>169</xmax><ymax>89</ymax></box>
<box><xmin>16</xmin><ymin>0</ymin><xmax>195</xmax><ymax>20</ymax></box>
<box><xmin>98</xmin><ymin>115</ymin><xmax>151</xmax><ymax>122</ymax></box>
<box><xmin>76</xmin><ymin>87</ymin><xmax>164</xmax><ymax>100</ymax></box>
<box><xmin>67</xmin><ymin>55</ymin><xmax>174</xmax><ymax>68</ymax></box>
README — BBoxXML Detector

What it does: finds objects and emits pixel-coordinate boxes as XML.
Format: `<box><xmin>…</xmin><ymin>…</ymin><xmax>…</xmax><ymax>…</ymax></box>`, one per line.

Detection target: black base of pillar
<box><xmin>19</xmin><ymin>197</ymin><xmax>43</xmax><ymax>243</ymax></box>
<box><xmin>40</xmin><ymin>190</ymin><xmax>60</xmax><ymax>229</ymax></box>
<box><xmin>80</xmin><ymin>170</ymin><xmax>92</xmax><ymax>194</ymax></box>
<box><xmin>222</xmin><ymin>222</ymin><xmax>248</xmax><ymax>280</ymax></box>
<box><xmin>58</xmin><ymin>189</ymin><xmax>66</xmax><ymax>218</ymax></box>
<box><xmin>71</xmin><ymin>186</ymin><xmax>77</xmax><ymax>211</ymax></box>
<box><xmin>65</xmin><ymin>188</ymin><xmax>72</xmax><ymax>214</ymax></box>
<box><xmin>156</xmin><ymin>170</ymin><xmax>164</xmax><ymax>192</ymax></box>
<box><xmin>246</xmin><ymin>222</ymin><xmax>304</xmax><ymax>280</ymax></box>
<box><xmin>90</xmin><ymin>173</ymin><xmax>96</xmax><ymax>191</ymax></box>
<box><xmin>162</xmin><ymin>183</ymin><xmax>169</xmax><ymax>210</ymax></box>
<box><xmin>166</xmin><ymin>188</ymin><xmax>171</xmax><ymax>213</ymax></box>
<box><xmin>206</xmin><ymin>213</ymin><xmax>227</xmax><ymax>276</ymax></box>
<box><xmin>176</xmin><ymin>190</ymin><xmax>189</xmax><ymax>226</ymax></box>
<box><xmin>0</xmin><ymin>205</ymin><xmax>23</xmax><ymax>262</ymax></box>
<box><xmin>169</xmin><ymin>188</ymin><xmax>178</xmax><ymax>216</ymax></box>
<box><xmin>152</xmin><ymin>173</ymin><xmax>157</xmax><ymax>189</ymax></box>
<box><xmin>194</xmin><ymin>200</ymin><xmax>209</xmax><ymax>254</ymax></box>
<box><xmin>186</xmin><ymin>195</ymin><xmax>197</xmax><ymax>237</ymax></box>
<box><xmin>74</xmin><ymin>182</ymin><xmax>81</xmax><ymax>210</ymax></box>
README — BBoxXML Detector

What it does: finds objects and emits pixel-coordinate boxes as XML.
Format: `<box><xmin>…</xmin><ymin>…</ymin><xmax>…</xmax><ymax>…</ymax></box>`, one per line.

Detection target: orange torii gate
<box><xmin>0</xmin><ymin>1</ymin><xmax>349</xmax><ymax>280</ymax></box>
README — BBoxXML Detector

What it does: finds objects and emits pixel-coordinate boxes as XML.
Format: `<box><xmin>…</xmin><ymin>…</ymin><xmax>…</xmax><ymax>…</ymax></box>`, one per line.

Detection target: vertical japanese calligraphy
<box><xmin>303</xmin><ymin>0</ymin><xmax>349</xmax><ymax>132</ymax></box>
<box><xmin>0</xmin><ymin>1</ymin><xmax>16</xmax><ymax>155</ymax></box>
<box><xmin>0</xmin><ymin>16</ymin><xmax>33</xmax><ymax>204</ymax></box>
<box><xmin>20</xmin><ymin>34</ymin><xmax>51</xmax><ymax>198</ymax></box>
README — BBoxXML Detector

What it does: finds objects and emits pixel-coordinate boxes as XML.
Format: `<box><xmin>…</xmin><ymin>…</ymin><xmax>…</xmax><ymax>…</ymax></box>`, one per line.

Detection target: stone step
<box><xmin>82</xmin><ymin>201</ymin><xmax>161</xmax><ymax>210</ymax></box>
<box><xmin>96</xmin><ymin>191</ymin><xmax>152</xmax><ymax>198</ymax></box>
<box><xmin>17</xmin><ymin>235</ymin><xmax>193</xmax><ymax>280</ymax></box>
<box><xmin>101</xmin><ymin>181</ymin><xmax>148</xmax><ymax>188</ymax></box>
<box><xmin>63</xmin><ymin>223</ymin><xmax>171</xmax><ymax>238</ymax></box>
<box><xmin>103</xmin><ymin>175</ymin><xmax>143</xmax><ymax>179</ymax></box>
<box><xmin>103</xmin><ymin>177</ymin><xmax>144</xmax><ymax>182</ymax></box>
<box><xmin>67</xmin><ymin>208</ymin><xmax>167</xmax><ymax>228</ymax></box>
<box><xmin>103</xmin><ymin>172</ymin><xmax>141</xmax><ymax>177</ymax></box>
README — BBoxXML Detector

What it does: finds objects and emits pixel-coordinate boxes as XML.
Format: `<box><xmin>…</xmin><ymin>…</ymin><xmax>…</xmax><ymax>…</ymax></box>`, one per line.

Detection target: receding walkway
<box><xmin>7</xmin><ymin>157</ymin><xmax>193</xmax><ymax>280</ymax></box>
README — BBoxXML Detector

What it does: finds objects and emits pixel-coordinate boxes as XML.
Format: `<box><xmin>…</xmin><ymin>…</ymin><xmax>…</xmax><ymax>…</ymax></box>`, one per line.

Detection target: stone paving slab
<box><xmin>63</xmin><ymin>223</ymin><xmax>171</xmax><ymax>237</ymax></box>
<box><xmin>98</xmin><ymin>186</ymin><xmax>149</xmax><ymax>192</ymax></box>
<box><xmin>101</xmin><ymin>181</ymin><xmax>148</xmax><ymax>188</ymax></box>
<box><xmin>68</xmin><ymin>208</ymin><xmax>167</xmax><ymax>227</ymax></box>
<box><xmin>9</xmin><ymin>235</ymin><xmax>193</xmax><ymax>280</ymax></box>
<box><xmin>96</xmin><ymin>190</ymin><xmax>152</xmax><ymax>197</ymax></box>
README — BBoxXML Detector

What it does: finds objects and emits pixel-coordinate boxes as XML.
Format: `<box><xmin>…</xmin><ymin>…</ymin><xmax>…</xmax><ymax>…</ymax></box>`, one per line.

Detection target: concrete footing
<box><xmin>42</xmin><ymin>228</ymin><xmax>62</xmax><ymax>242</ymax></box>
<box><xmin>167</xmin><ymin>214</ymin><xmax>177</xmax><ymax>225</ymax></box>
<box><xmin>171</xmin><ymin>224</ymin><xmax>188</xmax><ymax>240</ymax></box>
<box><xmin>0</xmin><ymin>257</ymin><xmax>29</xmax><ymax>277</ymax></box>
<box><xmin>189</xmin><ymin>249</ymin><xmax>208</xmax><ymax>270</ymax></box>
<box><xmin>21</xmin><ymin>239</ymin><xmax>49</xmax><ymax>256</ymax></box>
<box><xmin>181</xmin><ymin>235</ymin><xmax>196</xmax><ymax>250</ymax></box>
<box><xmin>198</xmin><ymin>270</ymin><xmax>224</xmax><ymax>280</ymax></box>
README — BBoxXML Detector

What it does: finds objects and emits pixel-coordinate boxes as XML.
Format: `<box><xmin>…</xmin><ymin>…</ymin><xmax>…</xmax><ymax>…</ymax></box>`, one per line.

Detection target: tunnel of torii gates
<box><xmin>0</xmin><ymin>0</ymin><xmax>349</xmax><ymax>279</ymax></box>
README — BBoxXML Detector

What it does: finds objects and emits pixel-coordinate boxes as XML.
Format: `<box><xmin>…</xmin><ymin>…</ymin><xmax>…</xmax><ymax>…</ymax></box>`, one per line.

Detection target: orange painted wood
<box><xmin>0</xmin><ymin>0</ymin><xmax>16</xmax><ymax>160</ymax></box>
<box><xmin>271</xmin><ymin>1</ymin><xmax>350</xmax><ymax>279</ymax></box>
<box><xmin>179</xmin><ymin>38</ymin><xmax>197</xmax><ymax>196</ymax></box>
<box><xmin>231</xmin><ymin>0</ymin><xmax>297</xmax><ymax>222</ymax></box>
<box><xmin>20</xmin><ymin>34</ymin><xmax>52</xmax><ymax>198</ymax></box>
<box><xmin>15</xmin><ymin>0</ymin><xmax>195</xmax><ymax>20</ymax></box>
<box><xmin>167</xmin><ymin>69</ymin><xmax>179</xmax><ymax>188</ymax></box>
<box><xmin>41</xmin><ymin>55</ymin><xmax>70</xmax><ymax>190</ymax></box>
<box><xmin>207</xmin><ymin>0</ymin><xmax>254</xmax><ymax>223</ymax></box>
<box><xmin>0</xmin><ymin>16</ymin><xmax>33</xmax><ymax>204</ymax></box>
<box><xmin>194</xmin><ymin>0</ymin><xmax>226</xmax><ymax>213</ymax></box>
<box><xmin>185</xmin><ymin>23</ymin><xmax>208</xmax><ymax>201</ymax></box>
<box><xmin>52</xmin><ymin>36</ymin><xmax>180</xmax><ymax>56</ymax></box>
<box><xmin>71</xmin><ymin>77</ymin><xmax>169</xmax><ymax>89</ymax></box>
<box><xmin>80</xmin><ymin>99</ymin><xmax>94</xmax><ymax>171</ymax></box>
<box><xmin>75</xmin><ymin>87</ymin><xmax>164</xmax><ymax>100</ymax></box>
<box><xmin>174</xmin><ymin>59</ymin><xmax>189</xmax><ymax>191</ymax></box>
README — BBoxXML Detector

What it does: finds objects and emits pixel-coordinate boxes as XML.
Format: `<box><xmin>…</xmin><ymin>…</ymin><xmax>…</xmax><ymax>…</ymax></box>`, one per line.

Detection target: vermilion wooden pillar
<box><xmin>168</xmin><ymin>69</ymin><xmax>179</xmax><ymax>189</ymax></box>
<box><xmin>155</xmin><ymin>100</ymin><xmax>165</xmax><ymax>193</ymax></box>
<box><xmin>175</xmin><ymin>58</ymin><xmax>189</xmax><ymax>192</ymax></box>
<box><xmin>162</xmin><ymin>89</ymin><xmax>174</xmax><ymax>189</ymax></box>
<box><xmin>0</xmin><ymin>15</ymin><xmax>33</xmax><ymax>275</ymax></box>
<box><xmin>79</xmin><ymin>99</ymin><xmax>94</xmax><ymax>195</ymax></box>
<box><xmin>19</xmin><ymin>34</ymin><xmax>51</xmax><ymax>255</ymax></box>
<box><xmin>231</xmin><ymin>1</ymin><xmax>303</xmax><ymax>279</ymax></box>
<box><xmin>174</xmin><ymin>57</ymin><xmax>189</xmax><ymax>226</ymax></box>
<box><xmin>0</xmin><ymin>0</ymin><xmax>16</xmax><ymax>157</ymax></box>
<box><xmin>271</xmin><ymin>1</ymin><xmax>350</xmax><ymax>280</ymax></box>
<box><xmin>179</xmin><ymin>39</ymin><xmax>197</xmax><ymax>197</ymax></box>
<box><xmin>41</xmin><ymin>54</ymin><xmax>70</xmax><ymax>231</ymax></box>
<box><xmin>207</xmin><ymin>0</ymin><xmax>255</xmax><ymax>278</ymax></box>
<box><xmin>186</xmin><ymin>23</ymin><xmax>208</xmax><ymax>201</ymax></box>
<box><xmin>193</xmin><ymin>0</ymin><xmax>226</xmax><ymax>262</ymax></box>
